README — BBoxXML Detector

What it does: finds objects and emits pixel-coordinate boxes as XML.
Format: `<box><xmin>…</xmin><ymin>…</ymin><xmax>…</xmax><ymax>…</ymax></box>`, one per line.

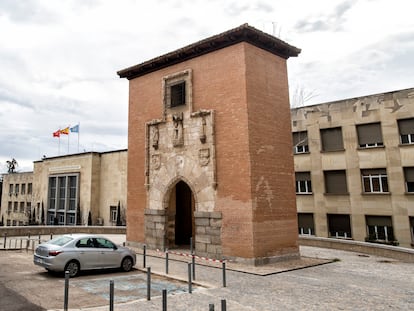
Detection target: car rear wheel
<box><xmin>121</xmin><ymin>257</ymin><xmax>133</xmax><ymax>272</ymax></box>
<box><xmin>64</xmin><ymin>260</ymin><xmax>80</xmax><ymax>277</ymax></box>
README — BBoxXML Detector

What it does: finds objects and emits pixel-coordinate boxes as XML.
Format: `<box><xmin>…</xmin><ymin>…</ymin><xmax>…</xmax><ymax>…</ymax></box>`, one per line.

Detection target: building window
<box><xmin>110</xmin><ymin>206</ymin><xmax>117</xmax><ymax>224</ymax></box>
<box><xmin>170</xmin><ymin>81</ymin><xmax>186</xmax><ymax>107</ymax></box>
<box><xmin>404</xmin><ymin>167</ymin><xmax>414</xmax><ymax>193</ymax></box>
<box><xmin>361</xmin><ymin>169</ymin><xmax>388</xmax><ymax>193</ymax></box>
<box><xmin>7</xmin><ymin>202</ymin><xmax>12</xmax><ymax>212</ymax></box>
<box><xmin>28</xmin><ymin>183</ymin><xmax>32</xmax><ymax>194</ymax></box>
<box><xmin>13</xmin><ymin>202</ymin><xmax>18</xmax><ymax>212</ymax></box>
<box><xmin>48</xmin><ymin>174</ymin><xmax>79</xmax><ymax>225</ymax></box>
<box><xmin>292</xmin><ymin>131</ymin><xmax>309</xmax><ymax>154</ymax></box>
<box><xmin>320</xmin><ymin>127</ymin><xmax>344</xmax><ymax>152</ymax></box>
<box><xmin>163</xmin><ymin>69</ymin><xmax>192</xmax><ymax>112</ymax></box>
<box><xmin>356</xmin><ymin>123</ymin><xmax>383</xmax><ymax>148</ymax></box>
<box><xmin>15</xmin><ymin>184</ymin><xmax>19</xmax><ymax>195</ymax></box>
<box><xmin>410</xmin><ymin>217</ymin><xmax>414</xmax><ymax>244</ymax></box>
<box><xmin>9</xmin><ymin>184</ymin><xmax>13</xmax><ymax>195</ymax></box>
<box><xmin>67</xmin><ymin>214</ymin><xmax>76</xmax><ymax>225</ymax></box>
<box><xmin>68</xmin><ymin>176</ymin><xmax>77</xmax><ymax>210</ymax></box>
<box><xmin>298</xmin><ymin>213</ymin><xmax>315</xmax><ymax>235</ymax></box>
<box><xmin>324</xmin><ymin>170</ymin><xmax>348</xmax><ymax>194</ymax></box>
<box><xmin>365</xmin><ymin>215</ymin><xmax>395</xmax><ymax>243</ymax></box>
<box><xmin>398</xmin><ymin>118</ymin><xmax>414</xmax><ymax>145</ymax></box>
<box><xmin>295</xmin><ymin>172</ymin><xmax>312</xmax><ymax>194</ymax></box>
<box><xmin>328</xmin><ymin>214</ymin><xmax>352</xmax><ymax>238</ymax></box>
<box><xmin>26</xmin><ymin>202</ymin><xmax>31</xmax><ymax>214</ymax></box>
<box><xmin>58</xmin><ymin>176</ymin><xmax>66</xmax><ymax>210</ymax></box>
<box><xmin>21</xmin><ymin>184</ymin><xmax>26</xmax><ymax>194</ymax></box>
<box><xmin>19</xmin><ymin>202</ymin><xmax>25</xmax><ymax>213</ymax></box>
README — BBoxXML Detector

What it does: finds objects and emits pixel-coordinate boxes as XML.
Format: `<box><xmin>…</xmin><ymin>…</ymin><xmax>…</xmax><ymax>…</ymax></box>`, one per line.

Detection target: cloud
<box><xmin>0</xmin><ymin>0</ymin><xmax>57</xmax><ymax>24</ymax></box>
<box><xmin>289</xmin><ymin>30</ymin><xmax>414</xmax><ymax>105</ymax></box>
<box><xmin>294</xmin><ymin>0</ymin><xmax>356</xmax><ymax>32</ymax></box>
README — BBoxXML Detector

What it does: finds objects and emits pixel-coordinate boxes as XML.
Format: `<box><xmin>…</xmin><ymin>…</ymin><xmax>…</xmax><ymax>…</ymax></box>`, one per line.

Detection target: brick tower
<box><xmin>118</xmin><ymin>24</ymin><xmax>301</xmax><ymax>264</ymax></box>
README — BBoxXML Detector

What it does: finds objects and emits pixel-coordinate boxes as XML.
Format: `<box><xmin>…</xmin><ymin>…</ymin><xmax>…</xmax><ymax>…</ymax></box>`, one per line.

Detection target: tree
<box><xmin>88</xmin><ymin>211</ymin><xmax>92</xmax><ymax>226</ymax></box>
<box><xmin>32</xmin><ymin>208</ymin><xmax>36</xmax><ymax>225</ymax></box>
<box><xmin>290</xmin><ymin>85</ymin><xmax>318</xmax><ymax>108</ymax></box>
<box><xmin>6</xmin><ymin>158</ymin><xmax>18</xmax><ymax>173</ymax></box>
<box><xmin>116</xmin><ymin>201</ymin><xmax>122</xmax><ymax>226</ymax></box>
<box><xmin>76</xmin><ymin>203</ymin><xmax>81</xmax><ymax>225</ymax></box>
<box><xmin>41</xmin><ymin>202</ymin><xmax>45</xmax><ymax>225</ymax></box>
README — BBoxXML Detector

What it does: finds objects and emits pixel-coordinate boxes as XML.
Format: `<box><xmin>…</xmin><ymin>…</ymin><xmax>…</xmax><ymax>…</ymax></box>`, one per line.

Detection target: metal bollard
<box><xmin>222</xmin><ymin>262</ymin><xmax>226</xmax><ymax>287</ymax></box>
<box><xmin>192</xmin><ymin>255</ymin><xmax>196</xmax><ymax>280</ymax></box>
<box><xmin>165</xmin><ymin>249</ymin><xmax>169</xmax><ymax>274</ymax></box>
<box><xmin>3</xmin><ymin>233</ymin><xmax>6</xmax><ymax>249</ymax></box>
<box><xmin>209</xmin><ymin>303</ymin><xmax>215</xmax><ymax>311</ymax></box>
<box><xmin>221</xmin><ymin>299</ymin><xmax>227</xmax><ymax>311</ymax></box>
<box><xmin>38</xmin><ymin>234</ymin><xmax>41</xmax><ymax>244</ymax></box>
<box><xmin>188</xmin><ymin>263</ymin><xmax>192</xmax><ymax>294</ymax></box>
<box><xmin>143</xmin><ymin>244</ymin><xmax>146</xmax><ymax>268</ymax></box>
<box><xmin>64</xmin><ymin>271</ymin><xmax>70</xmax><ymax>311</ymax></box>
<box><xmin>20</xmin><ymin>239</ymin><xmax>23</xmax><ymax>250</ymax></box>
<box><xmin>162</xmin><ymin>289</ymin><xmax>167</xmax><ymax>311</ymax></box>
<box><xmin>109</xmin><ymin>280</ymin><xmax>114</xmax><ymax>311</ymax></box>
<box><xmin>147</xmin><ymin>267</ymin><xmax>151</xmax><ymax>301</ymax></box>
<box><xmin>50</xmin><ymin>233</ymin><xmax>53</xmax><ymax>240</ymax></box>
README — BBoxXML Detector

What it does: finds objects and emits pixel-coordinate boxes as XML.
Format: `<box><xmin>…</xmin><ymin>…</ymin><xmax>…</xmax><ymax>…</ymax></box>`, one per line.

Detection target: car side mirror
<box><xmin>113</xmin><ymin>245</ymin><xmax>118</xmax><ymax>250</ymax></box>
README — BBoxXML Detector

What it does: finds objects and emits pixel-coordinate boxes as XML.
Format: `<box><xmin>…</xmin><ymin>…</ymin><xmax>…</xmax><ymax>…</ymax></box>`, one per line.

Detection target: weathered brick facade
<box><xmin>119</xmin><ymin>24</ymin><xmax>301</xmax><ymax>264</ymax></box>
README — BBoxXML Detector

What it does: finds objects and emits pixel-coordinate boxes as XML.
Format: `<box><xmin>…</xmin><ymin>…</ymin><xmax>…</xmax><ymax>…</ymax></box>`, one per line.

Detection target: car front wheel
<box><xmin>121</xmin><ymin>257</ymin><xmax>133</xmax><ymax>272</ymax></box>
<box><xmin>64</xmin><ymin>260</ymin><xmax>80</xmax><ymax>277</ymax></box>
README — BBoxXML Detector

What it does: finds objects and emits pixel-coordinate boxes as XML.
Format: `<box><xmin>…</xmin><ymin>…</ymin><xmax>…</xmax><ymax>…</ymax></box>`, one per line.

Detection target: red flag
<box><xmin>53</xmin><ymin>130</ymin><xmax>60</xmax><ymax>137</ymax></box>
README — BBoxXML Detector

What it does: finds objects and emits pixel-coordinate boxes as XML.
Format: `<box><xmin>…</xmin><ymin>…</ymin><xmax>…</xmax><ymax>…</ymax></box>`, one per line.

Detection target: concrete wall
<box><xmin>293</xmin><ymin>88</ymin><xmax>414</xmax><ymax>247</ymax></box>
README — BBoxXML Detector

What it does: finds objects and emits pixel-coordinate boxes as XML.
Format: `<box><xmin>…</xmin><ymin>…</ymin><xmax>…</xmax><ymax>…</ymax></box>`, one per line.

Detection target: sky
<box><xmin>1</xmin><ymin>0</ymin><xmax>413</xmax><ymax>173</ymax></box>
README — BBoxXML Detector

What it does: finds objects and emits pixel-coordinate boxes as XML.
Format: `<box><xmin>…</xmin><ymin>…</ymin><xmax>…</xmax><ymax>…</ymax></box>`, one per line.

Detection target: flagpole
<box><xmin>68</xmin><ymin>127</ymin><xmax>70</xmax><ymax>154</ymax></box>
<box><xmin>77</xmin><ymin>122</ymin><xmax>80</xmax><ymax>153</ymax></box>
<box><xmin>58</xmin><ymin>135</ymin><xmax>61</xmax><ymax>155</ymax></box>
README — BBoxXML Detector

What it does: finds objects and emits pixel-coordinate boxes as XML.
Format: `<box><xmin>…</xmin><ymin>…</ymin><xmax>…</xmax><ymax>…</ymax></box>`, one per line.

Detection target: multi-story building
<box><xmin>1</xmin><ymin>150</ymin><xmax>127</xmax><ymax>227</ymax></box>
<box><xmin>292</xmin><ymin>87</ymin><xmax>414</xmax><ymax>247</ymax></box>
<box><xmin>0</xmin><ymin>172</ymin><xmax>33</xmax><ymax>226</ymax></box>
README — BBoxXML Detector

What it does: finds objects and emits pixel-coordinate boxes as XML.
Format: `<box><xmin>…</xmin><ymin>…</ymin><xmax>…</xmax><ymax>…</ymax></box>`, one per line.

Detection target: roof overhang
<box><xmin>117</xmin><ymin>23</ymin><xmax>301</xmax><ymax>80</ymax></box>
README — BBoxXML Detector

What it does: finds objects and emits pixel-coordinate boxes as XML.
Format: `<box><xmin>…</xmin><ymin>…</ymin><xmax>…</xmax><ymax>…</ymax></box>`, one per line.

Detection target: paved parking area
<box><xmin>0</xmin><ymin>235</ymin><xmax>413</xmax><ymax>310</ymax></box>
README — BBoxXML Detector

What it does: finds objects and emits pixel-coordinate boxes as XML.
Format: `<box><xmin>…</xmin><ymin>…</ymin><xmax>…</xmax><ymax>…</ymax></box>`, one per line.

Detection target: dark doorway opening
<box><xmin>174</xmin><ymin>181</ymin><xmax>194</xmax><ymax>245</ymax></box>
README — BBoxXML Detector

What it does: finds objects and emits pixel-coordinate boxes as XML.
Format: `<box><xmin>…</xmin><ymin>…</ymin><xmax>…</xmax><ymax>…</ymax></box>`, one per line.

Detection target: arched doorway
<box><xmin>168</xmin><ymin>180</ymin><xmax>195</xmax><ymax>247</ymax></box>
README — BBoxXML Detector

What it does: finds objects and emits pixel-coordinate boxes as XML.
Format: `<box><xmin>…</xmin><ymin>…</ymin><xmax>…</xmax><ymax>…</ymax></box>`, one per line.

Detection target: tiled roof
<box><xmin>117</xmin><ymin>23</ymin><xmax>301</xmax><ymax>80</ymax></box>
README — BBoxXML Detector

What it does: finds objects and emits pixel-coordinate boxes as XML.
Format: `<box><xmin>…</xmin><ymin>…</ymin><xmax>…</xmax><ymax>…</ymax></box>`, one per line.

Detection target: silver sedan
<box><xmin>34</xmin><ymin>234</ymin><xmax>136</xmax><ymax>277</ymax></box>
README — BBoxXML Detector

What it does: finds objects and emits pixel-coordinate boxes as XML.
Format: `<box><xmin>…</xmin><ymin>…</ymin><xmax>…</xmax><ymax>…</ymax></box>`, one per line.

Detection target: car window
<box><xmin>76</xmin><ymin>238</ymin><xmax>94</xmax><ymax>248</ymax></box>
<box><xmin>48</xmin><ymin>236</ymin><xmax>73</xmax><ymax>246</ymax></box>
<box><xmin>95</xmin><ymin>238</ymin><xmax>115</xmax><ymax>249</ymax></box>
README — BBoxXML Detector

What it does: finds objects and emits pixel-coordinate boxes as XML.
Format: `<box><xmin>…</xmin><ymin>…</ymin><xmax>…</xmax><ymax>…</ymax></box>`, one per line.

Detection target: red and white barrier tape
<box><xmin>156</xmin><ymin>249</ymin><xmax>227</xmax><ymax>263</ymax></box>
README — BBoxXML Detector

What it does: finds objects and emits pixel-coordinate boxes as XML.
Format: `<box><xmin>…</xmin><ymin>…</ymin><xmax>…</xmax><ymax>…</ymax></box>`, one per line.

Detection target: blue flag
<box><xmin>70</xmin><ymin>124</ymin><xmax>79</xmax><ymax>133</ymax></box>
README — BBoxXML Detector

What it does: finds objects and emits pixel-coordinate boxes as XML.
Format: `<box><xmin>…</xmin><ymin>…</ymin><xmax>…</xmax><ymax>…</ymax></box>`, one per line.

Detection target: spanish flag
<box><xmin>60</xmin><ymin>127</ymin><xmax>70</xmax><ymax>135</ymax></box>
<box><xmin>53</xmin><ymin>130</ymin><xmax>60</xmax><ymax>137</ymax></box>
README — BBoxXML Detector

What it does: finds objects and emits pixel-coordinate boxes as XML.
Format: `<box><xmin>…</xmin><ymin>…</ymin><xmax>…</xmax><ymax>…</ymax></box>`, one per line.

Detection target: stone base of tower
<box><xmin>224</xmin><ymin>248</ymin><xmax>300</xmax><ymax>266</ymax></box>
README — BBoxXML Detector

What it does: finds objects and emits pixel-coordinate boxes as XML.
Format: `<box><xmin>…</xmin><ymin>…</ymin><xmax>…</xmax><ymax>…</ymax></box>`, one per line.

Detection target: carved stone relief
<box><xmin>172</xmin><ymin>113</ymin><xmax>184</xmax><ymax>147</ymax></box>
<box><xmin>199</xmin><ymin>148</ymin><xmax>210</xmax><ymax>166</ymax></box>
<box><xmin>151</xmin><ymin>154</ymin><xmax>161</xmax><ymax>170</ymax></box>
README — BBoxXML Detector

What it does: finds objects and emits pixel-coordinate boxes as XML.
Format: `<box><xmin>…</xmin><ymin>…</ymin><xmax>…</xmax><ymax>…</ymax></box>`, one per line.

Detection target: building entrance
<box><xmin>174</xmin><ymin>181</ymin><xmax>194</xmax><ymax>246</ymax></box>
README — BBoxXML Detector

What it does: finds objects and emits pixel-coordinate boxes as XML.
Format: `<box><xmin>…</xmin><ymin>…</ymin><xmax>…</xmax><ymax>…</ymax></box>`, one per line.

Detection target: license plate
<box><xmin>35</xmin><ymin>257</ymin><xmax>43</xmax><ymax>264</ymax></box>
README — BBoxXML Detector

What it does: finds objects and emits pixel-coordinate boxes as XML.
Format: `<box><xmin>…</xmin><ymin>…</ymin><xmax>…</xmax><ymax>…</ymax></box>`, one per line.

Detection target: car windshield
<box><xmin>47</xmin><ymin>236</ymin><xmax>74</xmax><ymax>246</ymax></box>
